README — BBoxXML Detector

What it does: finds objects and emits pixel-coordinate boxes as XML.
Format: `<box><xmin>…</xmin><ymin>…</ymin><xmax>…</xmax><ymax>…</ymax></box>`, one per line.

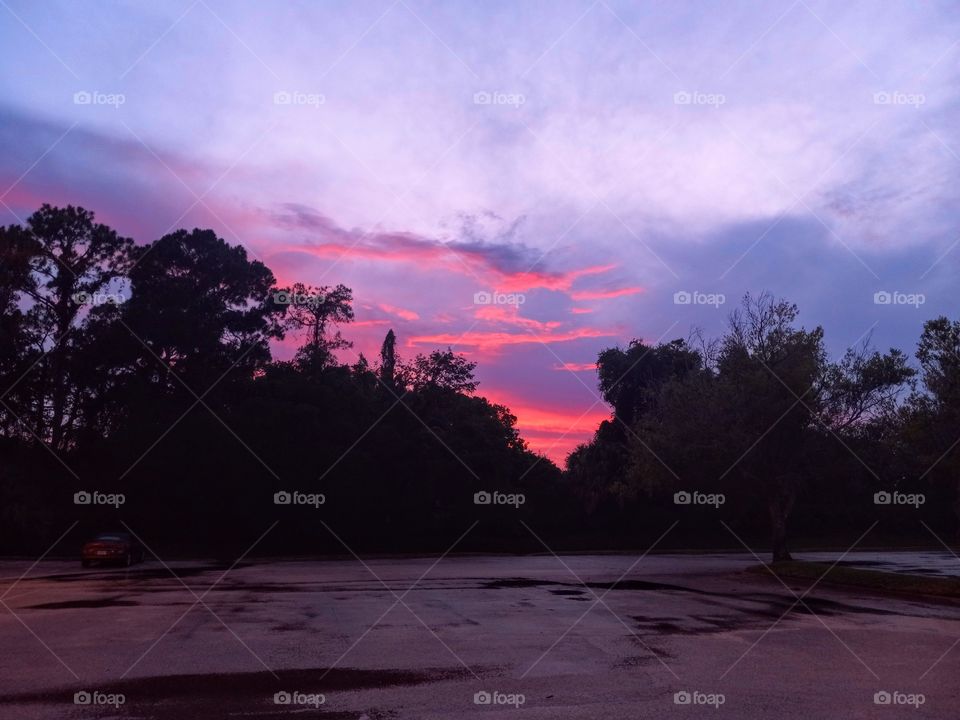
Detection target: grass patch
<box><xmin>748</xmin><ymin>561</ymin><xmax>960</xmax><ymax>598</ymax></box>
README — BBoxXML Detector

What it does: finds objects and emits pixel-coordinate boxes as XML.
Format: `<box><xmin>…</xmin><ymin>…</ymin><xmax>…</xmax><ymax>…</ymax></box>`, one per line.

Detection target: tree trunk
<box><xmin>49</xmin><ymin>295</ymin><xmax>74</xmax><ymax>450</ymax></box>
<box><xmin>770</xmin><ymin>510</ymin><xmax>792</xmax><ymax>562</ymax></box>
<box><xmin>767</xmin><ymin>494</ymin><xmax>793</xmax><ymax>562</ymax></box>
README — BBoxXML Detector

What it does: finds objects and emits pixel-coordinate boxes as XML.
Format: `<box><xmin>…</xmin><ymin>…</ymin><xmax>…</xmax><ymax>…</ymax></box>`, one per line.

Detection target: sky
<box><xmin>1</xmin><ymin>0</ymin><xmax>958</xmax><ymax>465</ymax></box>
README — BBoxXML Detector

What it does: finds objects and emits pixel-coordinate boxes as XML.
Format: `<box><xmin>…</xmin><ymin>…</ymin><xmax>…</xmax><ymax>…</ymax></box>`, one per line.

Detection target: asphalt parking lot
<box><xmin>0</xmin><ymin>552</ymin><xmax>958</xmax><ymax>718</ymax></box>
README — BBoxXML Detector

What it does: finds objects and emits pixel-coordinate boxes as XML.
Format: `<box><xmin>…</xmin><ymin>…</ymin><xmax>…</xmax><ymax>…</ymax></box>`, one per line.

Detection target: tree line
<box><xmin>0</xmin><ymin>204</ymin><xmax>957</xmax><ymax>560</ymax></box>
<box><xmin>0</xmin><ymin>205</ymin><xmax>563</xmax><ymax>555</ymax></box>
<box><xmin>569</xmin><ymin>294</ymin><xmax>960</xmax><ymax>559</ymax></box>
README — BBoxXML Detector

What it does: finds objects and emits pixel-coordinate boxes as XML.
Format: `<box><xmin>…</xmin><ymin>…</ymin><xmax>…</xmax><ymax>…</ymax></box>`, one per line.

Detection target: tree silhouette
<box><xmin>0</xmin><ymin>203</ymin><xmax>955</xmax><ymax>557</ymax></box>
<box><xmin>583</xmin><ymin>293</ymin><xmax>916</xmax><ymax>561</ymax></box>
<box><xmin>1</xmin><ymin>205</ymin><xmax>133</xmax><ymax>448</ymax></box>
<box><xmin>908</xmin><ymin>317</ymin><xmax>960</xmax><ymax>526</ymax></box>
<box><xmin>280</xmin><ymin>282</ymin><xmax>353</xmax><ymax>373</ymax></box>
<box><xmin>402</xmin><ymin>348</ymin><xmax>478</xmax><ymax>393</ymax></box>
<box><xmin>379</xmin><ymin>329</ymin><xmax>398</xmax><ymax>394</ymax></box>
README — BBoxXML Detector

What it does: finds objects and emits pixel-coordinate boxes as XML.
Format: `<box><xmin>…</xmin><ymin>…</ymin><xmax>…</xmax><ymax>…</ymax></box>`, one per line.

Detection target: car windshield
<box><xmin>94</xmin><ymin>534</ymin><xmax>127</xmax><ymax>542</ymax></box>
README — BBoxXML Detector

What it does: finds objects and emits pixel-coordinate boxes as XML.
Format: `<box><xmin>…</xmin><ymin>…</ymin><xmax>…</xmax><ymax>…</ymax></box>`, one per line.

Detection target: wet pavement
<box><xmin>797</xmin><ymin>550</ymin><xmax>960</xmax><ymax>577</ymax></box>
<box><xmin>0</xmin><ymin>552</ymin><xmax>958</xmax><ymax>718</ymax></box>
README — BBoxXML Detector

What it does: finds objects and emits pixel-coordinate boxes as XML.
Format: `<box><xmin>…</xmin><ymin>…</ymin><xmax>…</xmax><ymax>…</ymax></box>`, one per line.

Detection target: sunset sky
<box><xmin>1</xmin><ymin>0</ymin><xmax>958</xmax><ymax>464</ymax></box>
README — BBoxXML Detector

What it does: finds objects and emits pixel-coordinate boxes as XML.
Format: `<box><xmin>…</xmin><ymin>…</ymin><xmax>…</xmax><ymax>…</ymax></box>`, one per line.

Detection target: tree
<box><xmin>820</xmin><ymin>341</ymin><xmax>915</xmax><ymax>431</ymax></box>
<box><xmin>402</xmin><ymin>348</ymin><xmax>478</xmax><ymax>393</ymax></box>
<box><xmin>0</xmin><ymin>224</ymin><xmax>39</xmax><ymax>436</ymax></box>
<box><xmin>628</xmin><ymin>295</ymin><xmax>826</xmax><ymax>561</ymax></box>
<box><xmin>378</xmin><ymin>329</ymin><xmax>398</xmax><ymax>393</ymax></box>
<box><xmin>907</xmin><ymin>317</ymin><xmax>960</xmax><ymax>524</ymax></box>
<box><xmin>347</xmin><ymin>352</ymin><xmax>378</xmax><ymax>397</ymax></box>
<box><xmin>7</xmin><ymin>205</ymin><xmax>133</xmax><ymax>448</ymax></box>
<box><xmin>714</xmin><ymin>294</ymin><xmax>826</xmax><ymax>560</ymax></box>
<box><xmin>82</xmin><ymin>227</ymin><xmax>285</xmax><ymax>437</ymax></box>
<box><xmin>567</xmin><ymin>338</ymin><xmax>703</xmax><ymax>512</ymax></box>
<box><xmin>627</xmin><ymin>294</ymin><xmax>914</xmax><ymax>561</ymax></box>
<box><xmin>280</xmin><ymin>282</ymin><xmax>353</xmax><ymax>372</ymax></box>
<box><xmin>916</xmin><ymin>317</ymin><xmax>960</xmax><ymax>410</ymax></box>
<box><xmin>597</xmin><ymin>338</ymin><xmax>702</xmax><ymax>433</ymax></box>
<box><xmin>0</xmin><ymin>204</ymin><xmax>570</xmax><ymax>556</ymax></box>
<box><xmin>0</xmin><ymin>223</ymin><xmax>36</xmax><ymax>316</ymax></box>
<box><xmin>567</xmin><ymin>425</ymin><xmax>631</xmax><ymax>513</ymax></box>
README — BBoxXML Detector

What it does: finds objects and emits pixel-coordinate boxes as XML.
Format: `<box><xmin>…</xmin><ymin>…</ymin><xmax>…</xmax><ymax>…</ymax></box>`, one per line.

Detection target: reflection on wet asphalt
<box><xmin>0</xmin><ymin>553</ymin><xmax>958</xmax><ymax>719</ymax></box>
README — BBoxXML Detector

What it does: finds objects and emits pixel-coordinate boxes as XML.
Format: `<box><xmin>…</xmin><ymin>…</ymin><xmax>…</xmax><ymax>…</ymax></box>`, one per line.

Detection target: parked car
<box><xmin>81</xmin><ymin>532</ymin><xmax>145</xmax><ymax>568</ymax></box>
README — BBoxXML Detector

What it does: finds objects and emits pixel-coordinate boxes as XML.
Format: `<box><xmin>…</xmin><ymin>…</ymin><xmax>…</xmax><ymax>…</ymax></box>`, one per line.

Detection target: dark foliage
<box><xmin>1</xmin><ymin>207</ymin><xmax>956</xmax><ymax>560</ymax></box>
<box><xmin>0</xmin><ymin>206</ymin><xmax>561</xmax><ymax>556</ymax></box>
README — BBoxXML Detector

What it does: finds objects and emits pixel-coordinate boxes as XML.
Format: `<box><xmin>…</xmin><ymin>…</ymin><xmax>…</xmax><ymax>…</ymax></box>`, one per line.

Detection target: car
<box><xmin>81</xmin><ymin>532</ymin><xmax>145</xmax><ymax>568</ymax></box>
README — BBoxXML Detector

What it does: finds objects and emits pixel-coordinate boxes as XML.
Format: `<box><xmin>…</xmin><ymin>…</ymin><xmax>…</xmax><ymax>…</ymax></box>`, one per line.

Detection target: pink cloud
<box><xmin>281</xmin><ymin>237</ymin><xmax>619</xmax><ymax>295</ymax></box>
<box><xmin>492</xmin><ymin>264</ymin><xmax>616</xmax><ymax>293</ymax></box>
<box><xmin>269</xmin><ymin>207</ymin><xmax>622</xmax><ymax>296</ymax></box>
<box><xmin>408</xmin><ymin>327</ymin><xmax>616</xmax><ymax>353</ymax></box>
<box><xmin>351</xmin><ymin>319</ymin><xmax>391</xmax><ymax>328</ymax></box>
<box><xmin>552</xmin><ymin>362</ymin><xmax>597</xmax><ymax>371</ymax></box>
<box><xmin>378</xmin><ymin>302</ymin><xmax>420</xmax><ymax>321</ymax></box>
<box><xmin>569</xmin><ymin>286</ymin><xmax>645</xmax><ymax>301</ymax></box>
<box><xmin>474</xmin><ymin>305</ymin><xmax>562</xmax><ymax>332</ymax></box>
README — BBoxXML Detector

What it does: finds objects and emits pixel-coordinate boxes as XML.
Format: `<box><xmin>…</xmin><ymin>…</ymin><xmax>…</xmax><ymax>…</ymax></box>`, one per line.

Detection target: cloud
<box><xmin>276</xmin><ymin>203</ymin><xmax>531</xmax><ymax>270</ymax></box>
<box><xmin>408</xmin><ymin>327</ymin><xmax>616</xmax><ymax>353</ymax></box>
<box><xmin>378</xmin><ymin>302</ymin><xmax>419</xmax><ymax>321</ymax></box>
<box><xmin>351</xmin><ymin>319</ymin><xmax>391</xmax><ymax>328</ymax></box>
<box><xmin>0</xmin><ymin>107</ymin><xmax>259</xmax><ymax>245</ymax></box>
<box><xmin>552</xmin><ymin>362</ymin><xmax>596</xmax><ymax>371</ymax></box>
<box><xmin>3</xmin><ymin>0</ymin><xmax>959</xmax><ymax>469</ymax></box>
<box><xmin>569</xmin><ymin>286</ymin><xmax>645</xmax><ymax>301</ymax></box>
<box><xmin>473</xmin><ymin>305</ymin><xmax>561</xmax><ymax>332</ymax></box>
<box><xmin>272</xmin><ymin>204</ymin><xmax>632</xmax><ymax>301</ymax></box>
